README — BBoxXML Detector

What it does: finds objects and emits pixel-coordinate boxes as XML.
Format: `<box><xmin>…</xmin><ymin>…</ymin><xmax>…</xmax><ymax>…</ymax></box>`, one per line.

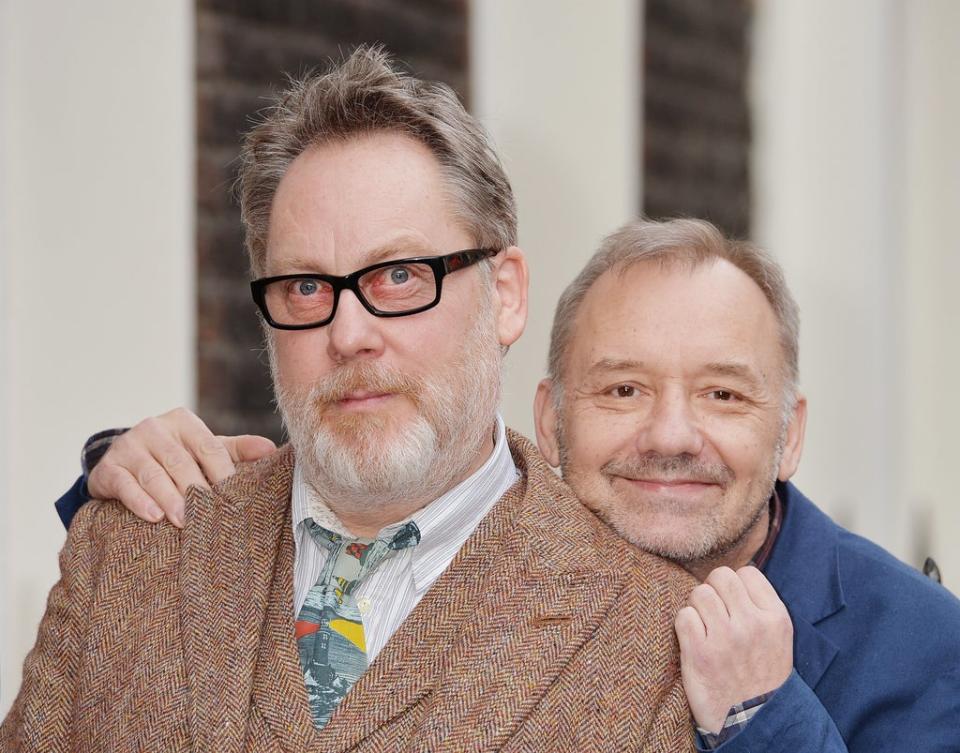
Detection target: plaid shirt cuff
<box><xmin>56</xmin><ymin>428</ymin><xmax>129</xmax><ymax>531</ymax></box>
<box><xmin>695</xmin><ymin>691</ymin><xmax>774</xmax><ymax>750</ymax></box>
<box><xmin>80</xmin><ymin>428</ymin><xmax>129</xmax><ymax>477</ymax></box>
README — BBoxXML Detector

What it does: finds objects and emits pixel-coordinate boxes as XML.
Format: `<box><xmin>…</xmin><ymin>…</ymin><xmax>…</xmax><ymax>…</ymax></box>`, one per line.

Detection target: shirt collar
<box><xmin>292</xmin><ymin>415</ymin><xmax>519</xmax><ymax>588</ymax></box>
<box><xmin>291</xmin><ymin>465</ymin><xmax>350</xmax><ymax>537</ymax></box>
<box><xmin>407</xmin><ymin>414</ymin><xmax>518</xmax><ymax>591</ymax></box>
<box><xmin>751</xmin><ymin>489</ymin><xmax>784</xmax><ymax>571</ymax></box>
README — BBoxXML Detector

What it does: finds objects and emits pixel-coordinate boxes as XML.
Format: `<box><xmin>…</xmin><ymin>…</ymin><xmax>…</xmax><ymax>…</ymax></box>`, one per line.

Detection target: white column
<box><xmin>0</xmin><ymin>0</ymin><xmax>195</xmax><ymax>713</ymax></box>
<box><xmin>470</xmin><ymin>0</ymin><xmax>642</xmax><ymax>440</ymax></box>
<box><xmin>752</xmin><ymin>0</ymin><xmax>960</xmax><ymax>584</ymax></box>
<box><xmin>901</xmin><ymin>1</ymin><xmax>960</xmax><ymax>584</ymax></box>
<box><xmin>752</xmin><ymin>0</ymin><xmax>908</xmax><ymax>552</ymax></box>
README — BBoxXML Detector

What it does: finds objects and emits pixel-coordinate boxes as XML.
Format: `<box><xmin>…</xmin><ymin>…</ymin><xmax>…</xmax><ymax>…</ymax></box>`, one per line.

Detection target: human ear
<box><xmin>491</xmin><ymin>246</ymin><xmax>529</xmax><ymax>347</ymax></box>
<box><xmin>534</xmin><ymin>378</ymin><xmax>562</xmax><ymax>467</ymax></box>
<box><xmin>777</xmin><ymin>393</ymin><xmax>807</xmax><ymax>481</ymax></box>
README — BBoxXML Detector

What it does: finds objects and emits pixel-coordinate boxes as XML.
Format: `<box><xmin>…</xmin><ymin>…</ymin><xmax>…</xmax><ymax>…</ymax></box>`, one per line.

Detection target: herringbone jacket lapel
<box><xmin>180</xmin><ymin>446</ymin><xmax>297</xmax><ymax>753</ymax></box>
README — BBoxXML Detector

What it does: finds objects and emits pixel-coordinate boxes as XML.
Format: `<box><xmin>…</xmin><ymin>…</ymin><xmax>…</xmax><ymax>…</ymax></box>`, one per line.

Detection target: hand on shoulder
<box><xmin>87</xmin><ymin>407</ymin><xmax>276</xmax><ymax>528</ymax></box>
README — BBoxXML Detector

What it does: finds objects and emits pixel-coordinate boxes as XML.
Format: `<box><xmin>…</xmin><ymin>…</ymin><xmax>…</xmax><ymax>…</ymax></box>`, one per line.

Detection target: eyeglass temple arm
<box><xmin>443</xmin><ymin>247</ymin><xmax>500</xmax><ymax>273</ymax></box>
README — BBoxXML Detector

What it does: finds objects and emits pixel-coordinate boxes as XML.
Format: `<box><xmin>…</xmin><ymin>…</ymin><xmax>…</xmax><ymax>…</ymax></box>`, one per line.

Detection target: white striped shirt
<box><xmin>291</xmin><ymin>415</ymin><xmax>519</xmax><ymax>661</ymax></box>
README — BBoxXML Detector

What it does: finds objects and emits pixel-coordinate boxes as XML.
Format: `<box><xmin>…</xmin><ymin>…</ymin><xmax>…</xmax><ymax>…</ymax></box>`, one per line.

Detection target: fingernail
<box><xmin>146</xmin><ymin>504</ymin><xmax>164</xmax><ymax>522</ymax></box>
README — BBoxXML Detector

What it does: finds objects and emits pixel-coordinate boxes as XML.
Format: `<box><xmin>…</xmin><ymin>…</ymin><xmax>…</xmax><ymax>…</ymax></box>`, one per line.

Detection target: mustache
<box><xmin>602</xmin><ymin>453</ymin><xmax>734</xmax><ymax>486</ymax></box>
<box><xmin>306</xmin><ymin>362</ymin><xmax>425</xmax><ymax>407</ymax></box>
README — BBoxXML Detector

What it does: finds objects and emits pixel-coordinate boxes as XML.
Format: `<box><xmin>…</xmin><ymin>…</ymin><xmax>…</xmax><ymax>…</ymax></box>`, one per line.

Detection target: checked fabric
<box><xmin>295</xmin><ymin>518</ymin><xmax>421</xmax><ymax>728</ymax></box>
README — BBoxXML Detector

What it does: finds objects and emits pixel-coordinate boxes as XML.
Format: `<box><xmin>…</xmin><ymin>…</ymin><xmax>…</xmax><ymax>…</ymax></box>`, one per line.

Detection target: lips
<box><xmin>340</xmin><ymin>390</ymin><xmax>389</xmax><ymax>402</ymax></box>
<box><xmin>627</xmin><ymin>478</ymin><xmax>717</xmax><ymax>487</ymax></box>
<box><xmin>333</xmin><ymin>392</ymin><xmax>395</xmax><ymax>410</ymax></box>
<box><xmin>611</xmin><ymin>478</ymin><xmax>724</xmax><ymax>504</ymax></box>
<box><xmin>620</xmin><ymin>477</ymin><xmax>718</xmax><ymax>488</ymax></box>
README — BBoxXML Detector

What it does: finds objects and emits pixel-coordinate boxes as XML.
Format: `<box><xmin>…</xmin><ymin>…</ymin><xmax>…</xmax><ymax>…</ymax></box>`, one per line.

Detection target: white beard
<box><xmin>273</xmin><ymin>293</ymin><xmax>502</xmax><ymax>511</ymax></box>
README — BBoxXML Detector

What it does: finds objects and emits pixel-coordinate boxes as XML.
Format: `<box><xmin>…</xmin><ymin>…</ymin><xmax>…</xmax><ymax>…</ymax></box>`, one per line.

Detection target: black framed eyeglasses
<box><xmin>250</xmin><ymin>248</ymin><xmax>500</xmax><ymax>330</ymax></box>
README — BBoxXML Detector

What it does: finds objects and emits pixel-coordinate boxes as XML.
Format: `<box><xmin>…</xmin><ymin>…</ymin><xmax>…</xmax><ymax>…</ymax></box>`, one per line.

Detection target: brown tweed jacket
<box><xmin>2</xmin><ymin>431</ymin><xmax>697</xmax><ymax>752</ymax></box>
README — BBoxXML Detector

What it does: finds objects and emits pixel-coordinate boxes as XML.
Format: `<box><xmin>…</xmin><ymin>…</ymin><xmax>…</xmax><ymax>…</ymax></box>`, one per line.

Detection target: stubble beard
<box><xmin>272</xmin><ymin>295</ymin><xmax>503</xmax><ymax>512</ymax></box>
<box><xmin>558</xmin><ymin>417</ymin><xmax>786</xmax><ymax>568</ymax></box>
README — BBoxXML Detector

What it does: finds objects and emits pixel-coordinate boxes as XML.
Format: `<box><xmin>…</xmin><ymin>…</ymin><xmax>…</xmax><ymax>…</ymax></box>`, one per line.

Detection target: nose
<box><xmin>325</xmin><ymin>290</ymin><xmax>386</xmax><ymax>363</ymax></box>
<box><xmin>636</xmin><ymin>389</ymin><xmax>704</xmax><ymax>458</ymax></box>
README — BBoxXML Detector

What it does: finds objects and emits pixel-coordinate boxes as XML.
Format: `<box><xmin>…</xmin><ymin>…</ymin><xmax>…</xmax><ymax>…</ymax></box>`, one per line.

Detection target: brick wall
<box><xmin>195</xmin><ymin>0</ymin><xmax>469</xmax><ymax>440</ymax></box>
<box><xmin>642</xmin><ymin>0</ymin><xmax>752</xmax><ymax>238</ymax></box>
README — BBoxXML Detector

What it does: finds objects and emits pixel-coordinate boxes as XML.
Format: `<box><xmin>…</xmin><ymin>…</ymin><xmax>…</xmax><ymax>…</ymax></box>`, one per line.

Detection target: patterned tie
<box><xmin>295</xmin><ymin>518</ymin><xmax>421</xmax><ymax>728</ymax></box>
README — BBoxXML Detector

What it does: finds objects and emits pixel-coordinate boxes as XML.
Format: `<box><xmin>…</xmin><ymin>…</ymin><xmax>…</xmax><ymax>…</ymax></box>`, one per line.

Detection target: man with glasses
<box><xmin>2</xmin><ymin>47</ymin><xmax>697</xmax><ymax>751</ymax></box>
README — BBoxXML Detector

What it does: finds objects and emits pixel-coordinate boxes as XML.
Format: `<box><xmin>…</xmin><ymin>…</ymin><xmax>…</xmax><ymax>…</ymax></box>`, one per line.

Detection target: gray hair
<box><xmin>548</xmin><ymin>218</ymin><xmax>800</xmax><ymax>404</ymax></box>
<box><xmin>237</xmin><ymin>45</ymin><xmax>516</xmax><ymax>276</ymax></box>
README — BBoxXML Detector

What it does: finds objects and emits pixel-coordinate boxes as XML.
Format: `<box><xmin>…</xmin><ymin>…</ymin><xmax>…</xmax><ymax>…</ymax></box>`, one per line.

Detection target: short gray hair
<box><xmin>238</xmin><ymin>45</ymin><xmax>516</xmax><ymax>276</ymax></box>
<box><xmin>548</xmin><ymin>218</ymin><xmax>800</xmax><ymax>400</ymax></box>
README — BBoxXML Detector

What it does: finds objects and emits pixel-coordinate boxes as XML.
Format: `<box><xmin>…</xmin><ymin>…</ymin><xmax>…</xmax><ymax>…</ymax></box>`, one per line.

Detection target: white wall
<box><xmin>901</xmin><ymin>1</ymin><xmax>960</xmax><ymax>585</ymax></box>
<box><xmin>752</xmin><ymin>0</ymin><xmax>960</xmax><ymax>582</ymax></box>
<box><xmin>470</xmin><ymin>0</ymin><xmax>642</xmax><ymax>439</ymax></box>
<box><xmin>0</xmin><ymin>0</ymin><xmax>195</xmax><ymax>713</ymax></box>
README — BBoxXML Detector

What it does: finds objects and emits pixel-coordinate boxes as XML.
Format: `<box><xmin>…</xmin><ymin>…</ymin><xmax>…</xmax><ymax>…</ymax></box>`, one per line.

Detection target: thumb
<box><xmin>219</xmin><ymin>434</ymin><xmax>277</xmax><ymax>463</ymax></box>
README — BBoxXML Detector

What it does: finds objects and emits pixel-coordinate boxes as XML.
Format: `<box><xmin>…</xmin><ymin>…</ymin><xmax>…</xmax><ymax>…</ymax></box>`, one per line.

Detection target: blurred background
<box><xmin>1</xmin><ymin>0</ymin><xmax>958</xmax><ymax>713</ymax></box>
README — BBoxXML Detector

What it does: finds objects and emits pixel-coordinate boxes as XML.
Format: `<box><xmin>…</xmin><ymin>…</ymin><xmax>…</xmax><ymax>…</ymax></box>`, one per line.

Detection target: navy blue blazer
<box><xmin>717</xmin><ymin>482</ymin><xmax>960</xmax><ymax>752</ymax></box>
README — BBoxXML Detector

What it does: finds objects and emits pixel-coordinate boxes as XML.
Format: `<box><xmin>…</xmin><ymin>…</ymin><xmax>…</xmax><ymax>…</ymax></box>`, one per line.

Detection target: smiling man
<box><xmin>1</xmin><ymin>50</ymin><xmax>697</xmax><ymax>751</ymax></box>
<box><xmin>535</xmin><ymin>222</ymin><xmax>804</xmax><ymax>583</ymax></box>
<box><xmin>534</xmin><ymin>219</ymin><xmax>960</xmax><ymax>752</ymax></box>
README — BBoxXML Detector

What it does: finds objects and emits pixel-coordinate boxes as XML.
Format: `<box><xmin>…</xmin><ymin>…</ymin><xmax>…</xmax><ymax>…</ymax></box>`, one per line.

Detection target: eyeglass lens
<box><xmin>263</xmin><ymin>261</ymin><xmax>438</xmax><ymax>326</ymax></box>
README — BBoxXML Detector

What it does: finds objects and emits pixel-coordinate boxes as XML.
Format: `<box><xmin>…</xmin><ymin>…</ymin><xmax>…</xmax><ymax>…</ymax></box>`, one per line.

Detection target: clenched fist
<box><xmin>675</xmin><ymin>565</ymin><xmax>793</xmax><ymax>734</ymax></box>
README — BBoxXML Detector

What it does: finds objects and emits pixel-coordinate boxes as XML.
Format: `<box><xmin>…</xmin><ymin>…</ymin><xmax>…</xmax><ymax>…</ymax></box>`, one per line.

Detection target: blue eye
<box><xmin>389</xmin><ymin>267</ymin><xmax>410</xmax><ymax>284</ymax></box>
<box><xmin>297</xmin><ymin>280</ymin><xmax>318</xmax><ymax>296</ymax></box>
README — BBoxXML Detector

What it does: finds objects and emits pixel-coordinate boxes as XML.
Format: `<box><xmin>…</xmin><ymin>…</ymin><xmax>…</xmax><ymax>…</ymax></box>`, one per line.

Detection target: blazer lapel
<box><xmin>765</xmin><ymin>482</ymin><xmax>844</xmax><ymax>691</ymax></box>
<box><xmin>180</xmin><ymin>447</ymin><xmax>297</xmax><ymax>753</ymax></box>
<box><xmin>319</xmin><ymin>434</ymin><xmax>626</xmax><ymax>752</ymax></box>
<box><xmin>790</xmin><ymin>614</ymin><xmax>841</xmax><ymax>691</ymax></box>
<box><xmin>248</xmin><ymin>502</ymin><xmax>325</xmax><ymax>753</ymax></box>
